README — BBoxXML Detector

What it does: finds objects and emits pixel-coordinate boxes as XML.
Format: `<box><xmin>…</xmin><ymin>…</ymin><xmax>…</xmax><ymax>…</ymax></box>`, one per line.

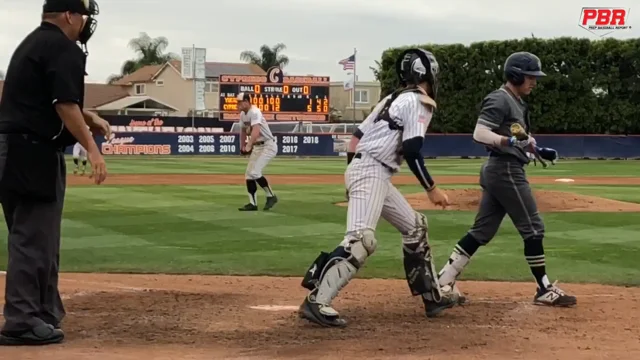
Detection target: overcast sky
<box><xmin>0</xmin><ymin>0</ymin><xmax>637</xmax><ymax>84</ymax></box>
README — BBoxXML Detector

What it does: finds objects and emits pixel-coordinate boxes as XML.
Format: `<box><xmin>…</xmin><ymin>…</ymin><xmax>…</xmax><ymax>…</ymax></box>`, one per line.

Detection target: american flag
<box><xmin>338</xmin><ymin>54</ymin><xmax>355</xmax><ymax>70</ymax></box>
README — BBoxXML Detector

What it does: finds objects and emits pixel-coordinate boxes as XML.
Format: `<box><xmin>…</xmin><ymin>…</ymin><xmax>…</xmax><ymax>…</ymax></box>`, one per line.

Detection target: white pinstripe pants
<box><xmin>245</xmin><ymin>140</ymin><xmax>277</xmax><ymax>180</ymax></box>
<box><xmin>343</xmin><ymin>156</ymin><xmax>416</xmax><ymax>237</ymax></box>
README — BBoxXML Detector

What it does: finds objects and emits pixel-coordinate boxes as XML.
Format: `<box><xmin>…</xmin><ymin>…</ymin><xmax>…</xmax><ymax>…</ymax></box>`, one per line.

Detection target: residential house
<box><xmin>329</xmin><ymin>81</ymin><xmax>381</xmax><ymax>121</ymax></box>
<box><xmin>111</xmin><ymin>60</ymin><xmax>266</xmax><ymax>117</ymax></box>
<box><xmin>0</xmin><ymin>80</ymin><xmax>164</xmax><ymax>116</ymax></box>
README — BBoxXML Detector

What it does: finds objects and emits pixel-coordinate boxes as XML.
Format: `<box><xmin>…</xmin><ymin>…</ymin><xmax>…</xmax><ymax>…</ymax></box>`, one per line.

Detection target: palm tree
<box><xmin>239</xmin><ymin>43</ymin><xmax>289</xmax><ymax>71</ymax></box>
<box><xmin>107</xmin><ymin>32</ymin><xmax>179</xmax><ymax>84</ymax></box>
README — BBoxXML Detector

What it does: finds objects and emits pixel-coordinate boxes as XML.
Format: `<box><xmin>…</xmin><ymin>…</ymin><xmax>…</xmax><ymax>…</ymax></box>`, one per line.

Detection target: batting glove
<box><xmin>535</xmin><ymin>146</ymin><xmax>559</xmax><ymax>164</ymax></box>
<box><xmin>508</xmin><ymin>136</ymin><xmax>536</xmax><ymax>149</ymax></box>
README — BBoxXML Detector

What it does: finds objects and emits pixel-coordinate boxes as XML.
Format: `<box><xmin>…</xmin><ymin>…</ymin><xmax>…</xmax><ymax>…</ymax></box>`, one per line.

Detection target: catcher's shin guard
<box><xmin>402</xmin><ymin>213</ymin><xmax>458</xmax><ymax>316</ymax></box>
<box><xmin>402</xmin><ymin>213</ymin><xmax>442</xmax><ymax>301</ymax></box>
<box><xmin>299</xmin><ymin>230</ymin><xmax>377</xmax><ymax>327</ymax></box>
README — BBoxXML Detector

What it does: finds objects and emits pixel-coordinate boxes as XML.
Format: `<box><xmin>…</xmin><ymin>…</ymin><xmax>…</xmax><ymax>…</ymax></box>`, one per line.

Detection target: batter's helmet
<box><xmin>504</xmin><ymin>52</ymin><xmax>546</xmax><ymax>86</ymax></box>
<box><xmin>395</xmin><ymin>48</ymin><xmax>439</xmax><ymax>99</ymax></box>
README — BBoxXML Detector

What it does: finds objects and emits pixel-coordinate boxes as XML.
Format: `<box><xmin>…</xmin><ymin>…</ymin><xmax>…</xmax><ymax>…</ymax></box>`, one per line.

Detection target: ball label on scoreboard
<box><xmin>219</xmin><ymin>66</ymin><xmax>330</xmax><ymax>122</ymax></box>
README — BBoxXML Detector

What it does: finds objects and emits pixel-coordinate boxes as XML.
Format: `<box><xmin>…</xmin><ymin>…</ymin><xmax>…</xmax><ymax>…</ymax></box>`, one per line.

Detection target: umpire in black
<box><xmin>0</xmin><ymin>0</ymin><xmax>109</xmax><ymax>346</ymax></box>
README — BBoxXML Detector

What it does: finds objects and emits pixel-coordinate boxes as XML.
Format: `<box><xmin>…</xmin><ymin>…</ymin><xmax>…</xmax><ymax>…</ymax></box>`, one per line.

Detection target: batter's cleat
<box><xmin>80</xmin><ymin>167</ymin><xmax>86</xmax><ymax>176</ymax></box>
<box><xmin>298</xmin><ymin>291</ymin><xmax>347</xmax><ymax>328</ymax></box>
<box><xmin>445</xmin><ymin>283</ymin><xmax>466</xmax><ymax>305</ymax></box>
<box><xmin>238</xmin><ymin>203</ymin><xmax>258</xmax><ymax>211</ymax></box>
<box><xmin>264</xmin><ymin>195</ymin><xmax>278</xmax><ymax>210</ymax></box>
<box><xmin>533</xmin><ymin>281</ymin><xmax>577</xmax><ymax>307</ymax></box>
<box><xmin>423</xmin><ymin>292</ymin><xmax>460</xmax><ymax>318</ymax></box>
<box><xmin>73</xmin><ymin>167</ymin><xmax>78</xmax><ymax>175</ymax></box>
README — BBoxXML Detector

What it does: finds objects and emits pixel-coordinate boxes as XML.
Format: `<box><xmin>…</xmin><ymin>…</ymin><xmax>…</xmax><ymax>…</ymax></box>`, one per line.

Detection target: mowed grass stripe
<box><xmin>66</xmin><ymin>156</ymin><xmax>640</xmax><ymax>176</ymax></box>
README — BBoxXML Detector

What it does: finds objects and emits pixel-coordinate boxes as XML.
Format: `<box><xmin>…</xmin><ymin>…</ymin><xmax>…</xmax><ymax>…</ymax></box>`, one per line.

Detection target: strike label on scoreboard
<box><xmin>219</xmin><ymin>66</ymin><xmax>330</xmax><ymax>122</ymax></box>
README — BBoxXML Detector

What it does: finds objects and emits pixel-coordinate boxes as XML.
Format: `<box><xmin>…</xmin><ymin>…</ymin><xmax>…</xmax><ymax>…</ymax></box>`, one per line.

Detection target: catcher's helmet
<box><xmin>395</xmin><ymin>48</ymin><xmax>439</xmax><ymax>99</ymax></box>
<box><xmin>504</xmin><ymin>52</ymin><xmax>546</xmax><ymax>86</ymax></box>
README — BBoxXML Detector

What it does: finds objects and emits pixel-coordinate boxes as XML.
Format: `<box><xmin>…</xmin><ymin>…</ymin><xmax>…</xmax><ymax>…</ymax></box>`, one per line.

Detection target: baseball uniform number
<box><xmin>219</xmin><ymin>145</ymin><xmax>236</xmax><ymax>153</ymax></box>
<box><xmin>199</xmin><ymin>135</ymin><xmax>216</xmax><ymax>143</ymax></box>
<box><xmin>198</xmin><ymin>145</ymin><xmax>215</xmax><ymax>153</ymax></box>
<box><xmin>219</xmin><ymin>135</ymin><xmax>236</xmax><ymax>143</ymax></box>
<box><xmin>178</xmin><ymin>145</ymin><xmax>195</xmax><ymax>153</ymax></box>
<box><xmin>282</xmin><ymin>145</ymin><xmax>298</xmax><ymax>153</ymax></box>
<box><xmin>178</xmin><ymin>135</ymin><xmax>194</xmax><ymax>143</ymax></box>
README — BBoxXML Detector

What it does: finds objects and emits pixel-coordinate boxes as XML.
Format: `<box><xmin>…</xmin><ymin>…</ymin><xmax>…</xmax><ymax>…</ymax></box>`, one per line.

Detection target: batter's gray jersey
<box><xmin>477</xmin><ymin>85</ymin><xmax>531</xmax><ymax>164</ymax></box>
<box><xmin>240</xmin><ymin>105</ymin><xmax>275</xmax><ymax>142</ymax></box>
<box><xmin>355</xmin><ymin>92</ymin><xmax>432</xmax><ymax>171</ymax></box>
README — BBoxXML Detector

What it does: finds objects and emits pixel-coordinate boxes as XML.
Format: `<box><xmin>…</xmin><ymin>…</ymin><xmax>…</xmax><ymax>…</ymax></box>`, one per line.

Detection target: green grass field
<box><xmin>1</xmin><ymin>156</ymin><xmax>639</xmax><ymax>286</ymax></box>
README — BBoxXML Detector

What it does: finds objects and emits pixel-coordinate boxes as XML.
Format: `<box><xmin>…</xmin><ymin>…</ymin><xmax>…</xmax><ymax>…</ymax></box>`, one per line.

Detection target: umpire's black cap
<box><xmin>43</xmin><ymin>0</ymin><xmax>99</xmax><ymax>16</ymax></box>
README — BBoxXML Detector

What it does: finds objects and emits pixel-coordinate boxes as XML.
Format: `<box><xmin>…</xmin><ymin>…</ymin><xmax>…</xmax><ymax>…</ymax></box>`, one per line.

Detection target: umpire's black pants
<box><xmin>0</xmin><ymin>134</ymin><xmax>66</xmax><ymax>333</ymax></box>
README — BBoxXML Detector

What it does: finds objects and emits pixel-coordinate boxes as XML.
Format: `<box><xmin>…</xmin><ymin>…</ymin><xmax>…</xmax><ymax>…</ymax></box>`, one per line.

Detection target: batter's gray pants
<box><xmin>467</xmin><ymin>156</ymin><xmax>545</xmax><ymax>244</ymax></box>
<box><xmin>1</xmin><ymin>153</ymin><xmax>66</xmax><ymax>333</ymax></box>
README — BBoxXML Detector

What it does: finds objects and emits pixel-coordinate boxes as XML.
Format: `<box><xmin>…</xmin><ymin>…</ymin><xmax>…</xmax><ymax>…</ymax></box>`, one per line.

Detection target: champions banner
<box><xmin>64</xmin><ymin>133</ymin><xmax>640</xmax><ymax>159</ymax></box>
<box><xmin>81</xmin><ymin>133</ymin><xmax>340</xmax><ymax>156</ymax></box>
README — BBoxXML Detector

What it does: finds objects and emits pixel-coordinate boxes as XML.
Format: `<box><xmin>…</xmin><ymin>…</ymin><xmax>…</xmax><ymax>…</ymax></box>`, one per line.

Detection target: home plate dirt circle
<box><xmin>1</xmin><ymin>274</ymin><xmax>639</xmax><ymax>360</ymax></box>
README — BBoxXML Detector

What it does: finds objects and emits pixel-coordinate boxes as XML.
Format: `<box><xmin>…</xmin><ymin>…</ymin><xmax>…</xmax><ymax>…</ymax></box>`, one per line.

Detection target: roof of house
<box><xmin>110</xmin><ymin>64</ymin><xmax>165</xmax><ymax>86</ymax></box>
<box><xmin>111</xmin><ymin>60</ymin><xmax>265</xmax><ymax>85</ymax></box>
<box><xmin>0</xmin><ymin>80</ymin><xmax>129</xmax><ymax>109</ymax></box>
<box><xmin>95</xmin><ymin>95</ymin><xmax>178</xmax><ymax>111</ymax></box>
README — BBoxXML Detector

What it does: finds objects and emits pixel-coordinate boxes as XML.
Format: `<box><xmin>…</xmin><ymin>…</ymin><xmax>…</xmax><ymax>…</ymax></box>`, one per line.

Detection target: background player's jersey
<box><xmin>355</xmin><ymin>92</ymin><xmax>432</xmax><ymax>171</ymax></box>
<box><xmin>477</xmin><ymin>85</ymin><xmax>530</xmax><ymax>164</ymax></box>
<box><xmin>239</xmin><ymin>105</ymin><xmax>275</xmax><ymax>143</ymax></box>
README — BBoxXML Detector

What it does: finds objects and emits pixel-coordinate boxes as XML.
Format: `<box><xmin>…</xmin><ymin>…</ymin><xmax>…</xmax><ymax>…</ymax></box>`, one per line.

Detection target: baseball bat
<box><xmin>510</xmin><ymin>123</ymin><xmax>548</xmax><ymax>168</ymax></box>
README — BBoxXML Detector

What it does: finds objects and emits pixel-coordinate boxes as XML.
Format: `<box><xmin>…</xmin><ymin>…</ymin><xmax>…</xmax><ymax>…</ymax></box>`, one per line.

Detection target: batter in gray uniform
<box><xmin>437</xmin><ymin>52</ymin><xmax>577</xmax><ymax>307</ymax></box>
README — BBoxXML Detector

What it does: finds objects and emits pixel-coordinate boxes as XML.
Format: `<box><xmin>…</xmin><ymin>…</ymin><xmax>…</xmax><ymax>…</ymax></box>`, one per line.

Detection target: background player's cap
<box><xmin>236</xmin><ymin>92</ymin><xmax>251</xmax><ymax>102</ymax></box>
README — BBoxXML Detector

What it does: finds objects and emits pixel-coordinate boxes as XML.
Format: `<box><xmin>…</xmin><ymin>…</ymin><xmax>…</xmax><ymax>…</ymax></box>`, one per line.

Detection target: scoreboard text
<box><xmin>219</xmin><ymin>67</ymin><xmax>330</xmax><ymax>121</ymax></box>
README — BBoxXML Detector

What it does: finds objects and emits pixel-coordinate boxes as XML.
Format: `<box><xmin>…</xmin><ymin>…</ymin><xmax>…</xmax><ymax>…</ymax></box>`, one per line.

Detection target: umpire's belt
<box><xmin>354</xmin><ymin>153</ymin><xmax>396</xmax><ymax>173</ymax></box>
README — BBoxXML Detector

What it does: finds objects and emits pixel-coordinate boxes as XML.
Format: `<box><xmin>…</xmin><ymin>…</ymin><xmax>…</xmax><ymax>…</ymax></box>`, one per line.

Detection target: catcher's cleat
<box><xmin>423</xmin><ymin>292</ymin><xmax>459</xmax><ymax>318</ymax></box>
<box><xmin>264</xmin><ymin>195</ymin><xmax>278</xmax><ymax>210</ymax></box>
<box><xmin>238</xmin><ymin>203</ymin><xmax>258</xmax><ymax>211</ymax></box>
<box><xmin>533</xmin><ymin>281</ymin><xmax>577</xmax><ymax>307</ymax></box>
<box><xmin>298</xmin><ymin>291</ymin><xmax>347</xmax><ymax>328</ymax></box>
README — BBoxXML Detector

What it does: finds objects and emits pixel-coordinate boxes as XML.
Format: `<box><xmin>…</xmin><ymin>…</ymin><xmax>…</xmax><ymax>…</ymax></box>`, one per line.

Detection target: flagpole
<box><xmin>352</xmin><ymin>47</ymin><xmax>357</xmax><ymax>125</ymax></box>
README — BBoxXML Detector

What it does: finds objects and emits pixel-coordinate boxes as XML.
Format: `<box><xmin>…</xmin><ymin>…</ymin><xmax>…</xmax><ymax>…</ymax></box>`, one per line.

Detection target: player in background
<box><xmin>298</xmin><ymin>49</ymin><xmax>459</xmax><ymax>328</ymax></box>
<box><xmin>72</xmin><ymin>142</ymin><xmax>88</xmax><ymax>175</ymax></box>
<box><xmin>237</xmin><ymin>92</ymin><xmax>278</xmax><ymax>211</ymax></box>
<box><xmin>437</xmin><ymin>52</ymin><xmax>575</xmax><ymax>307</ymax></box>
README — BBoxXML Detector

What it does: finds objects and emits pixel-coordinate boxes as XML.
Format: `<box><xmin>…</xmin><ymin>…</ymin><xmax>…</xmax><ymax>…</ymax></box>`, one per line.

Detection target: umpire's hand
<box><xmin>88</xmin><ymin>149</ymin><xmax>107</xmax><ymax>184</ymax></box>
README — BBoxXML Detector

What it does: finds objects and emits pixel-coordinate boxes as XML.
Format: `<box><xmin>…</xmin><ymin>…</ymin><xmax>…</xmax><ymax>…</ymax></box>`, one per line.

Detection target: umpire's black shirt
<box><xmin>0</xmin><ymin>21</ymin><xmax>86</xmax><ymax>148</ymax></box>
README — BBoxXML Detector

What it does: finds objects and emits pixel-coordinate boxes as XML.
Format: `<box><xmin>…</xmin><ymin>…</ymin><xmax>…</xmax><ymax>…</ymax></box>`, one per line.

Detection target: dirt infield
<box><xmin>1</xmin><ymin>173</ymin><xmax>636</xmax><ymax>359</ymax></box>
<box><xmin>337</xmin><ymin>189</ymin><xmax>640</xmax><ymax>212</ymax></box>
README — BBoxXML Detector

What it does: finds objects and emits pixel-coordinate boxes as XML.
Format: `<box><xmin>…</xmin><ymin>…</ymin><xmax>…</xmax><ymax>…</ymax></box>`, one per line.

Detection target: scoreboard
<box><xmin>219</xmin><ymin>66</ymin><xmax>330</xmax><ymax>121</ymax></box>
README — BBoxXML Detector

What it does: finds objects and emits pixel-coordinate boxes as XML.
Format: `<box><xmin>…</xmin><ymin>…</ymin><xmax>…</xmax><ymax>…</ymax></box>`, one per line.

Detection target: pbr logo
<box><xmin>579</xmin><ymin>7</ymin><xmax>632</xmax><ymax>36</ymax></box>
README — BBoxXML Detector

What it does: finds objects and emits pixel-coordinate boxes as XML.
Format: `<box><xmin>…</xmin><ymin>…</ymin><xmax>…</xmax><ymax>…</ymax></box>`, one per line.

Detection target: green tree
<box><xmin>379</xmin><ymin>37</ymin><xmax>640</xmax><ymax>134</ymax></box>
<box><xmin>239</xmin><ymin>43</ymin><xmax>289</xmax><ymax>71</ymax></box>
<box><xmin>107</xmin><ymin>32</ymin><xmax>179</xmax><ymax>84</ymax></box>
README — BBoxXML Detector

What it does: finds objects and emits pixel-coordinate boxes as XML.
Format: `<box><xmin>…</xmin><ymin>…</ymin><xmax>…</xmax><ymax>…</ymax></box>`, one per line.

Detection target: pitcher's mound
<box><xmin>337</xmin><ymin>189</ymin><xmax>640</xmax><ymax>212</ymax></box>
